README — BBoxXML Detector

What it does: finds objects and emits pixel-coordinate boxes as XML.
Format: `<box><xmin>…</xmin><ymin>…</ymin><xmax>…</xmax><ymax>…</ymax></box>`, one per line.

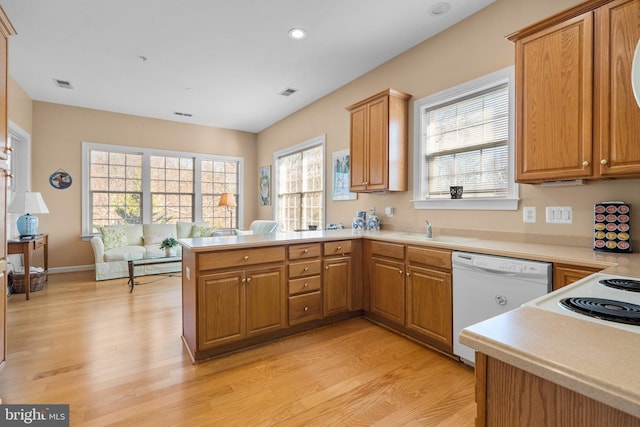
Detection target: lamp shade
<box><xmin>218</xmin><ymin>193</ymin><xmax>237</xmax><ymax>208</ymax></box>
<box><xmin>8</xmin><ymin>192</ymin><xmax>49</xmax><ymax>238</ymax></box>
<box><xmin>8</xmin><ymin>192</ymin><xmax>50</xmax><ymax>214</ymax></box>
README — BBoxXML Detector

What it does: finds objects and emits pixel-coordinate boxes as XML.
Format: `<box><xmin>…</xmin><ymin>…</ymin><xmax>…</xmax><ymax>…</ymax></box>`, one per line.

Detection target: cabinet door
<box><xmin>323</xmin><ymin>257</ymin><xmax>351</xmax><ymax>317</ymax></box>
<box><xmin>515</xmin><ymin>12</ymin><xmax>594</xmax><ymax>182</ymax></box>
<box><xmin>406</xmin><ymin>266</ymin><xmax>452</xmax><ymax>351</ymax></box>
<box><xmin>366</xmin><ymin>96</ymin><xmax>389</xmax><ymax>191</ymax></box>
<box><xmin>595</xmin><ymin>0</ymin><xmax>640</xmax><ymax>178</ymax></box>
<box><xmin>553</xmin><ymin>264</ymin><xmax>602</xmax><ymax>290</ymax></box>
<box><xmin>245</xmin><ymin>265</ymin><xmax>286</xmax><ymax>337</ymax></box>
<box><xmin>370</xmin><ymin>257</ymin><xmax>405</xmax><ymax>325</ymax></box>
<box><xmin>198</xmin><ymin>270</ymin><xmax>245</xmax><ymax>349</ymax></box>
<box><xmin>349</xmin><ymin>104</ymin><xmax>368</xmax><ymax>191</ymax></box>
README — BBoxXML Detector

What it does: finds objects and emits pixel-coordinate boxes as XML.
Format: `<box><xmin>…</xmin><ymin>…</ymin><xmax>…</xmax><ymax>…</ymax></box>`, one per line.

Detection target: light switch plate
<box><xmin>545</xmin><ymin>206</ymin><xmax>573</xmax><ymax>224</ymax></box>
<box><xmin>523</xmin><ymin>206</ymin><xmax>536</xmax><ymax>223</ymax></box>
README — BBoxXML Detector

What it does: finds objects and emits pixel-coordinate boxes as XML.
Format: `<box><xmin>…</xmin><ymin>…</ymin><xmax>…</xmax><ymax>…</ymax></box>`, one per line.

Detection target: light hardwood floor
<box><xmin>1</xmin><ymin>271</ymin><xmax>476</xmax><ymax>426</ymax></box>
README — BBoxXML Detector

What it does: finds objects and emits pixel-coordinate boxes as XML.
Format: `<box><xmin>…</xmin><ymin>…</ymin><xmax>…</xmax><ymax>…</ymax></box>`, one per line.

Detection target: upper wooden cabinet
<box><xmin>346</xmin><ymin>89</ymin><xmax>411</xmax><ymax>192</ymax></box>
<box><xmin>508</xmin><ymin>0</ymin><xmax>640</xmax><ymax>183</ymax></box>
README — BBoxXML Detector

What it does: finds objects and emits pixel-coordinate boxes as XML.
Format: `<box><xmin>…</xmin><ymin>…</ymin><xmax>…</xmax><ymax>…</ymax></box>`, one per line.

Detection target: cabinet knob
<box><xmin>246</xmin><ymin>277</ymin><xmax>252</xmax><ymax>283</ymax></box>
<box><xmin>582</xmin><ymin>160</ymin><xmax>590</xmax><ymax>167</ymax></box>
<box><xmin>4</xmin><ymin>146</ymin><xmax>13</xmax><ymax>153</ymax></box>
<box><xmin>406</xmin><ymin>272</ymin><xmax>411</xmax><ymax>277</ymax></box>
<box><xmin>325</xmin><ymin>266</ymin><xmax>329</xmax><ymax>270</ymax></box>
<box><xmin>304</xmin><ymin>306</ymin><xmax>309</xmax><ymax>312</ymax></box>
<box><xmin>241</xmin><ymin>278</ymin><xmax>246</xmax><ymax>283</ymax></box>
<box><xmin>303</xmin><ymin>267</ymin><xmax>309</xmax><ymax>272</ymax></box>
<box><xmin>601</xmin><ymin>159</ymin><xmax>608</xmax><ymax>165</ymax></box>
<box><xmin>303</xmin><ymin>249</ymin><xmax>309</xmax><ymax>254</ymax></box>
<box><xmin>4</xmin><ymin>172</ymin><xmax>13</xmax><ymax>178</ymax></box>
<box><xmin>243</xmin><ymin>255</ymin><xmax>249</xmax><ymax>261</ymax></box>
<box><xmin>336</xmin><ymin>246</ymin><xmax>342</xmax><ymax>251</ymax></box>
<box><xmin>304</xmin><ymin>283</ymin><xmax>309</xmax><ymax>287</ymax></box>
<box><xmin>398</xmin><ymin>270</ymin><xmax>403</xmax><ymax>275</ymax></box>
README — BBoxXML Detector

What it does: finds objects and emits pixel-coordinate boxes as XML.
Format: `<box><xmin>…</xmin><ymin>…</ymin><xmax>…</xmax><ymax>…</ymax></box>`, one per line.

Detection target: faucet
<box><xmin>425</xmin><ymin>220</ymin><xmax>432</xmax><ymax>238</ymax></box>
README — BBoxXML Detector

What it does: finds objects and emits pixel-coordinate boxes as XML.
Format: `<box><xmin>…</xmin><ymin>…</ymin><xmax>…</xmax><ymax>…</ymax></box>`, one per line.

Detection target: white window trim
<box><xmin>272</xmin><ymin>134</ymin><xmax>326</xmax><ymax>229</ymax></box>
<box><xmin>81</xmin><ymin>141</ymin><xmax>244</xmax><ymax>239</ymax></box>
<box><xmin>412</xmin><ymin>66</ymin><xmax>519</xmax><ymax>211</ymax></box>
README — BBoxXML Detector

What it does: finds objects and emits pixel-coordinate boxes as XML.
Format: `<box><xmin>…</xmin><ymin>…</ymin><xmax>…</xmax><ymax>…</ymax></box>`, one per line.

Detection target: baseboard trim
<box><xmin>48</xmin><ymin>264</ymin><xmax>94</xmax><ymax>274</ymax></box>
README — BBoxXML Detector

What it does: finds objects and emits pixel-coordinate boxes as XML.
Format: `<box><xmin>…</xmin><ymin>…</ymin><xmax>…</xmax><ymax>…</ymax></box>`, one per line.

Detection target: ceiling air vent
<box><xmin>173</xmin><ymin>112</ymin><xmax>193</xmax><ymax>117</ymax></box>
<box><xmin>279</xmin><ymin>88</ymin><xmax>298</xmax><ymax>96</ymax></box>
<box><xmin>53</xmin><ymin>79</ymin><xmax>73</xmax><ymax>89</ymax></box>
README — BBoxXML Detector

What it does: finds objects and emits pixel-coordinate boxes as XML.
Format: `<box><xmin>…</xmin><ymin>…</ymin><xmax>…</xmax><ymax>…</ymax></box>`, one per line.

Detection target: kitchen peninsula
<box><xmin>180</xmin><ymin>229</ymin><xmax>640</xmax><ymax>424</ymax></box>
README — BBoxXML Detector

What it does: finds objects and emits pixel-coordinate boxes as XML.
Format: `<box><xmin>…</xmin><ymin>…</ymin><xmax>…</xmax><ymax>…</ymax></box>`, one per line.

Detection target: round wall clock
<box><xmin>49</xmin><ymin>170</ymin><xmax>72</xmax><ymax>189</ymax></box>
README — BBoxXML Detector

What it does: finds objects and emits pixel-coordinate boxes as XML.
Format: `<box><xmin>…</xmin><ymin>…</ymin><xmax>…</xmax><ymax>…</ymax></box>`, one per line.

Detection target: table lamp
<box><xmin>8</xmin><ymin>191</ymin><xmax>50</xmax><ymax>238</ymax></box>
<box><xmin>218</xmin><ymin>193</ymin><xmax>237</xmax><ymax>229</ymax></box>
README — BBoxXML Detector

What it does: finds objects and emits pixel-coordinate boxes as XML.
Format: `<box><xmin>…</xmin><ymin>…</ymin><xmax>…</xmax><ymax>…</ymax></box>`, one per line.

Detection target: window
<box><xmin>274</xmin><ymin>135</ymin><xmax>324</xmax><ymax>232</ymax></box>
<box><xmin>413</xmin><ymin>67</ymin><xmax>518</xmax><ymax>210</ymax></box>
<box><xmin>82</xmin><ymin>142</ymin><xmax>243</xmax><ymax>236</ymax></box>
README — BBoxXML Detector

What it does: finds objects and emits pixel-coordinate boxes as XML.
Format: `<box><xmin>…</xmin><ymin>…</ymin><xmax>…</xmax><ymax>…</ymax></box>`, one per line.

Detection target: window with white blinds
<box><xmin>413</xmin><ymin>67</ymin><xmax>518</xmax><ymax>210</ymax></box>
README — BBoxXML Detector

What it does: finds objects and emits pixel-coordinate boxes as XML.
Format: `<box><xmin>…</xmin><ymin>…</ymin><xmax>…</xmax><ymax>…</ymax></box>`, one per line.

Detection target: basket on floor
<box><xmin>9</xmin><ymin>270</ymin><xmax>48</xmax><ymax>293</ymax></box>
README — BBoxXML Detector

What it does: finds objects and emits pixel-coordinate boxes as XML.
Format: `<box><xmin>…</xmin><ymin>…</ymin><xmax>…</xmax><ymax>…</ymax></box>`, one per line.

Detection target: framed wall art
<box><xmin>259</xmin><ymin>165</ymin><xmax>271</xmax><ymax>206</ymax></box>
<box><xmin>332</xmin><ymin>149</ymin><xmax>357</xmax><ymax>201</ymax></box>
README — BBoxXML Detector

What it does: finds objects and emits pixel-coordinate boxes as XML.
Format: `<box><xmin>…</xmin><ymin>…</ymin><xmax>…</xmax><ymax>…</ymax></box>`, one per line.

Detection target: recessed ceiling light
<box><xmin>288</xmin><ymin>28</ymin><xmax>306</xmax><ymax>40</ymax></box>
<box><xmin>429</xmin><ymin>2</ymin><xmax>451</xmax><ymax>16</ymax></box>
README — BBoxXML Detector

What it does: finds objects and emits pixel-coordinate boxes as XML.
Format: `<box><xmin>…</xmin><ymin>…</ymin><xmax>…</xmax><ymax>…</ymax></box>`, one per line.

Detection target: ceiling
<box><xmin>3</xmin><ymin>0</ymin><xmax>495</xmax><ymax>133</ymax></box>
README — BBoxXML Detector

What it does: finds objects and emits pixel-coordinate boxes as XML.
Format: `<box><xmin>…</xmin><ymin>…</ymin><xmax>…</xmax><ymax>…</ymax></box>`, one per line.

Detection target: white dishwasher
<box><xmin>452</xmin><ymin>251</ymin><xmax>552</xmax><ymax>366</ymax></box>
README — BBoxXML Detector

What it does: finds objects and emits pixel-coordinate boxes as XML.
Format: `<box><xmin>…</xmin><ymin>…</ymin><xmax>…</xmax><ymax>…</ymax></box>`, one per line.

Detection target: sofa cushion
<box><xmin>143</xmin><ymin>233</ymin><xmax>171</xmax><ymax>246</ymax></box>
<box><xmin>191</xmin><ymin>225</ymin><xmax>214</xmax><ymax>237</ymax></box>
<box><xmin>101</xmin><ymin>226</ymin><xmax>128</xmax><ymax>251</ymax></box>
<box><xmin>104</xmin><ymin>245</ymin><xmax>146</xmax><ymax>262</ymax></box>
<box><xmin>234</xmin><ymin>229</ymin><xmax>254</xmax><ymax>236</ymax></box>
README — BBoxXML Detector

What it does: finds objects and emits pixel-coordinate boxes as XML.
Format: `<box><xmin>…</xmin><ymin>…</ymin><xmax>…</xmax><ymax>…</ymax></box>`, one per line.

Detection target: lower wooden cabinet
<box><xmin>370</xmin><ymin>257</ymin><xmax>405</xmax><ymax>325</ymax></box>
<box><xmin>553</xmin><ymin>263</ymin><xmax>602</xmax><ymax>290</ymax></box>
<box><xmin>406</xmin><ymin>265</ymin><xmax>452</xmax><ymax>351</ymax></box>
<box><xmin>323</xmin><ymin>256</ymin><xmax>352</xmax><ymax>317</ymax></box>
<box><xmin>288</xmin><ymin>291</ymin><xmax>322</xmax><ymax>325</ymax></box>
<box><xmin>198</xmin><ymin>265</ymin><xmax>285</xmax><ymax>350</ymax></box>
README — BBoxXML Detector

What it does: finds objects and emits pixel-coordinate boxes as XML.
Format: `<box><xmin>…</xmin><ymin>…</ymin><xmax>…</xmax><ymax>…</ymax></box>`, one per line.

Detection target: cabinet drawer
<box><xmin>370</xmin><ymin>241</ymin><xmax>405</xmax><ymax>260</ymax></box>
<box><xmin>198</xmin><ymin>246</ymin><xmax>285</xmax><ymax>271</ymax></box>
<box><xmin>289</xmin><ymin>292</ymin><xmax>322</xmax><ymax>325</ymax></box>
<box><xmin>289</xmin><ymin>260</ymin><xmax>322</xmax><ymax>278</ymax></box>
<box><xmin>407</xmin><ymin>246</ymin><xmax>451</xmax><ymax>270</ymax></box>
<box><xmin>288</xmin><ymin>243</ymin><xmax>322</xmax><ymax>260</ymax></box>
<box><xmin>288</xmin><ymin>275</ymin><xmax>321</xmax><ymax>295</ymax></box>
<box><xmin>324</xmin><ymin>240</ymin><xmax>352</xmax><ymax>256</ymax></box>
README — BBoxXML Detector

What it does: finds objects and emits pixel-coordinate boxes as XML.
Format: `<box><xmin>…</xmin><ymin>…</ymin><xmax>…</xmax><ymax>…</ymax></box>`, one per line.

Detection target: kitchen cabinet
<box><xmin>474</xmin><ymin>352</ymin><xmax>640</xmax><ymax>426</ymax></box>
<box><xmin>0</xmin><ymin>8</ymin><xmax>14</xmax><ymax>373</ymax></box>
<box><xmin>323</xmin><ymin>240</ymin><xmax>352</xmax><ymax>317</ymax></box>
<box><xmin>406</xmin><ymin>246</ymin><xmax>453</xmax><ymax>352</ymax></box>
<box><xmin>198</xmin><ymin>265</ymin><xmax>285</xmax><ymax>349</ymax></box>
<box><xmin>553</xmin><ymin>263</ymin><xmax>603</xmax><ymax>290</ymax></box>
<box><xmin>346</xmin><ymin>88</ymin><xmax>411</xmax><ymax>192</ymax></box>
<box><xmin>369</xmin><ymin>241</ymin><xmax>406</xmax><ymax>325</ymax></box>
<box><xmin>508</xmin><ymin>0</ymin><xmax>640</xmax><ymax>183</ymax></box>
<box><xmin>288</xmin><ymin>243</ymin><xmax>322</xmax><ymax>325</ymax></box>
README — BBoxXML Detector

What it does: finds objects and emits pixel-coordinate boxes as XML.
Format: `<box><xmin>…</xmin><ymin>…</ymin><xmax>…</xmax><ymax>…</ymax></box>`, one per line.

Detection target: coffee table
<box><xmin>127</xmin><ymin>255</ymin><xmax>181</xmax><ymax>293</ymax></box>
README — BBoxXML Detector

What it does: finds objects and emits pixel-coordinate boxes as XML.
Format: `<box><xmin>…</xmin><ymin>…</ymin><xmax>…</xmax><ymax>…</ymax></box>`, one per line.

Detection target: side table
<box><xmin>7</xmin><ymin>234</ymin><xmax>49</xmax><ymax>301</ymax></box>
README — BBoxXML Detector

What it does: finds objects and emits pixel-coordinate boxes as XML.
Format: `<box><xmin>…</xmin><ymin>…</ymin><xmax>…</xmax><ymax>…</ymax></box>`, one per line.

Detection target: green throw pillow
<box><xmin>191</xmin><ymin>225</ymin><xmax>213</xmax><ymax>238</ymax></box>
<box><xmin>234</xmin><ymin>229</ymin><xmax>254</xmax><ymax>236</ymax></box>
<box><xmin>101</xmin><ymin>226</ymin><xmax>128</xmax><ymax>251</ymax></box>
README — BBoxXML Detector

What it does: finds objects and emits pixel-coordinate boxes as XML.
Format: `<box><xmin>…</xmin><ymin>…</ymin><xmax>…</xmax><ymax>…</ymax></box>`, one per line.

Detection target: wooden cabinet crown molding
<box><xmin>345</xmin><ymin>88</ymin><xmax>411</xmax><ymax>112</ymax></box>
<box><xmin>506</xmin><ymin>0</ymin><xmax>615</xmax><ymax>42</ymax></box>
<box><xmin>0</xmin><ymin>7</ymin><xmax>16</xmax><ymax>38</ymax></box>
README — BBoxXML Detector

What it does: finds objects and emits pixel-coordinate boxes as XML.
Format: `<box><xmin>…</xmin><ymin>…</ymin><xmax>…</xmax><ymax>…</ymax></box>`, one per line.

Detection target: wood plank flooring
<box><xmin>1</xmin><ymin>271</ymin><xmax>476</xmax><ymax>426</ymax></box>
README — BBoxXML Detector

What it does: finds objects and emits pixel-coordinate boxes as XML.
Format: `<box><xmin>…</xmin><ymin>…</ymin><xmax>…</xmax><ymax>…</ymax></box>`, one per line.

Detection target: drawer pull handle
<box><xmin>304</xmin><ymin>306</ymin><xmax>309</xmax><ymax>312</ymax></box>
<box><xmin>303</xmin><ymin>267</ymin><xmax>309</xmax><ymax>272</ymax></box>
<box><xmin>304</xmin><ymin>283</ymin><xmax>309</xmax><ymax>287</ymax></box>
<box><xmin>303</xmin><ymin>249</ymin><xmax>309</xmax><ymax>254</ymax></box>
<box><xmin>243</xmin><ymin>256</ymin><xmax>249</xmax><ymax>261</ymax></box>
<box><xmin>336</xmin><ymin>246</ymin><xmax>342</xmax><ymax>251</ymax></box>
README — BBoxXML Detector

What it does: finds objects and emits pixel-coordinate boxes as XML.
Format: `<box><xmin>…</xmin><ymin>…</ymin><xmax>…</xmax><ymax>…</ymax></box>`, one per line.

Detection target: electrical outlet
<box><xmin>523</xmin><ymin>206</ymin><xmax>536</xmax><ymax>223</ymax></box>
<box><xmin>545</xmin><ymin>206</ymin><xmax>573</xmax><ymax>224</ymax></box>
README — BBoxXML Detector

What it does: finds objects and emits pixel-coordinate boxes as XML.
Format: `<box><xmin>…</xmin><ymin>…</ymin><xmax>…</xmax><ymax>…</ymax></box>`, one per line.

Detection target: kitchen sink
<box><xmin>394</xmin><ymin>233</ymin><xmax>477</xmax><ymax>244</ymax></box>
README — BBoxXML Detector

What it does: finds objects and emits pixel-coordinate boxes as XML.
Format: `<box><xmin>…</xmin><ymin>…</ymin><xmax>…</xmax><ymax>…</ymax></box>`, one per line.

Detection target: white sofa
<box><xmin>90</xmin><ymin>222</ymin><xmax>217</xmax><ymax>281</ymax></box>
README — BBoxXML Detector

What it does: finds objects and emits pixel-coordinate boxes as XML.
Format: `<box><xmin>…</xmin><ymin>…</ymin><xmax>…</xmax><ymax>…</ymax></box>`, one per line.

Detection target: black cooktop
<box><xmin>560</xmin><ymin>297</ymin><xmax>640</xmax><ymax>326</ymax></box>
<box><xmin>599</xmin><ymin>278</ymin><xmax>640</xmax><ymax>293</ymax></box>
